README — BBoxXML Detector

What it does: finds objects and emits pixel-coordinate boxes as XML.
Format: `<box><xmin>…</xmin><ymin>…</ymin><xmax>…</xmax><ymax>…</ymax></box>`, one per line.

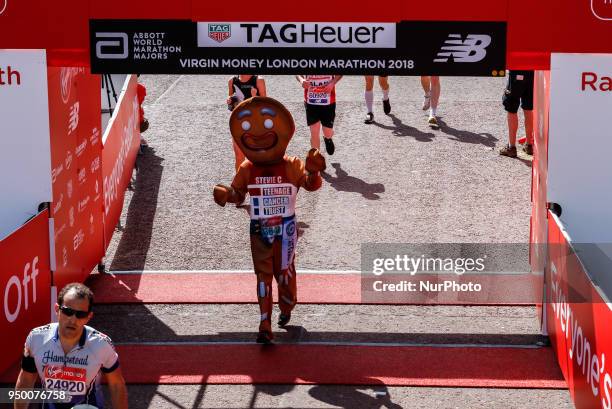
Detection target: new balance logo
<box><xmin>434</xmin><ymin>34</ymin><xmax>491</xmax><ymax>63</ymax></box>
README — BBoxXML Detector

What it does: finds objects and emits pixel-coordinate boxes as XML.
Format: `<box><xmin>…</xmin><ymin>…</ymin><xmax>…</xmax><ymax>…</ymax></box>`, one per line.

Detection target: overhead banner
<box><xmin>90</xmin><ymin>20</ymin><xmax>506</xmax><ymax>76</ymax></box>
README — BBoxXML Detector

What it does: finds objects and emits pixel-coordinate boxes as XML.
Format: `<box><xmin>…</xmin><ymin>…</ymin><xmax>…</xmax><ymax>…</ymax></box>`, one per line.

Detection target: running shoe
<box><xmin>422</xmin><ymin>94</ymin><xmax>431</xmax><ymax>110</ymax></box>
<box><xmin>428</xmin><ymin>115</ymin><xmax>438</xmax><ymax>127</ymax></box>
<box><xmin>364</xmin><ymin>112</ymin><xmax>374</xmax><ymax>124</ymax></box>
<box><xmin>523</xmin><ymin>144</ymin><xmax>533</xmax><ymax>156</ymax></box>
<box><xmin>324</xmin><ymin>137</ymin><xmax>335</xmax><ymax>155</ymax></box>
<box><xmin>383</xmin><ymin>99</ymin><xmax>391</xmax><ymax>115</ymax></box>
<box><xmin>256</xmin><ymin>330</ymin><xmax>274</xmax><ymax>344</ymax></box>
<box><xmin>499</xmin><ymin>144</ymin><xmax>517</xmax><ymax>158</ymax></box>
<box><xmin>278</xmin><ymin>313</ymin><xmax>291</xmax><ymax>327</ymax></box>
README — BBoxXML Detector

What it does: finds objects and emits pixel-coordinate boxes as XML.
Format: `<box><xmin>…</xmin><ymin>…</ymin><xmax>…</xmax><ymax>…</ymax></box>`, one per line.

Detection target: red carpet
<box><xmin>0</xmin><ymin>345</ymin><xmax>566</xmax><ymax>388</ymax></box>
<box><xmin>88</xmin><ymin>272</ymin><xmax>538</xmax><ymax>305</ymax></box>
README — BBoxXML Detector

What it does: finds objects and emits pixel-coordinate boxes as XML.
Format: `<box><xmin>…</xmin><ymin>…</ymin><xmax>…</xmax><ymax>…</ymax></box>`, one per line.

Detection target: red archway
<box><xmin>0</xmin><ymin>0</ymin><xmax>610</xmax><ymax>69</ymax></box>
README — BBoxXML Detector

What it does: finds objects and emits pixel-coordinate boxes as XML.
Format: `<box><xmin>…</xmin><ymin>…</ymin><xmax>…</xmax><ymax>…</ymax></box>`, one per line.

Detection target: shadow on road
<box><xmin>373</xmin><ymin>114</ymin><xmax>436</xmax><ymax>142</ymax></box>
<box><xmin>322</xmin><ymin>163</ymin><xmax>385</xmax><ymax>200</ymax></box>
<box><xmin>109</xmin><ymin>148</ymin><xmax>164</xmax><ymax>271</ymax></box>
<box><xmin>436</xmin><ymin>118</ymin><xmax>498</xmax><ymax>147</ymax></box>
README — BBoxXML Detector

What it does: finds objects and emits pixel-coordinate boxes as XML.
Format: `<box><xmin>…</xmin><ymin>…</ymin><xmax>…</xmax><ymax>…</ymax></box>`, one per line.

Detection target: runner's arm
<box><xmin>105</xmin><ymin>366</ymin><xmax>128</xmax><ymax>409</ymax></box>
<box><xmin>288</xmin><ymin>153</ymin><xmax>323</xmax><ymax>192</ymax></box>
<box><xmin>228</xmin><ymin>162</ymin><xmax>250</xmax><ymax>203</ymax></box>
<box><xmin>323</xmin><ymin>75</ymin><xmax>343</xmax><ymax>93</ymax></box>
<box><xmin>296</xmin><ymin>76</ymin><xmax>309</xmax><ymax>89</ymax></box>
<box><xmin>13</xmin><ymin>369</ymin><xmax>38</xmax><ymax>409</ymax></box>
<box><xmin>213</xmin><ymin>161</ymin><xmax>249</xmax><ymax>206</ymax></box>
<box><xmin>303</xmin><ymin>150</ymin><xmax>323</xmax><ymax>191</ymax></box>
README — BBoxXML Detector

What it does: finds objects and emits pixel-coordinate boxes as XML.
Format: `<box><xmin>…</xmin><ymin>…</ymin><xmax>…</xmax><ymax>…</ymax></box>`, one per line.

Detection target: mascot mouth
<box><xmin>241</xmin><ymin>132</ymin><xmax>278</xmax><ymax>151</ymax></box>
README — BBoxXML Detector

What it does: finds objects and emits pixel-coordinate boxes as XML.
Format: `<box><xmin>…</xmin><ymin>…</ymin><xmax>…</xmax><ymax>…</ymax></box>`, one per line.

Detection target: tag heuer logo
<box><xmin>208</xmin><ymin>24</ymin><xmax>231</xmax><ymax>43</ymax></box>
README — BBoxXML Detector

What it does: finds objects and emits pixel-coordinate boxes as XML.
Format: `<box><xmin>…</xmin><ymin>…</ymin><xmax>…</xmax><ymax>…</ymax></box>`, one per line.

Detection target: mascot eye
<box><xmin>241</xmin><ymin>121</ymin><xmax>251</xmax><ymax>131</ymax></box>
<box><xmin>263</xmin><ymin>119</ymin><xmax>274</xmax><ymax>129</ymax></box>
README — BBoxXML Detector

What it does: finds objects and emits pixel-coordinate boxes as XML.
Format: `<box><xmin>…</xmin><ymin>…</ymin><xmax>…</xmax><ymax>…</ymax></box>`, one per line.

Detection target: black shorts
<box><xmin>305</xmin><ymin>103</ymin><xmax>336</xmax><ymax>128</ymax></box>
<box><xmin>502</xmin><ymin>70</ymin><xmax>534</xmax><ymax>113</ymax></box>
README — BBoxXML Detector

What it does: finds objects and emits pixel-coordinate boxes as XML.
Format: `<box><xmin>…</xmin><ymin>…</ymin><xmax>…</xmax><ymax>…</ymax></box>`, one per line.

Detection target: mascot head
<box><xmin>229</xmin><ymin>96</ymin><xmax>295</xmax><ymax>164</ymax></box>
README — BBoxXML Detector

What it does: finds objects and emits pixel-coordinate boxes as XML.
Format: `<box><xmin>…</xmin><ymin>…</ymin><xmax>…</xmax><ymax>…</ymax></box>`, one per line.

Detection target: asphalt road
<box><xmin>96</xmin><ymin>74</ymin><xmax>572</xmax><ymax>409</ymax></box>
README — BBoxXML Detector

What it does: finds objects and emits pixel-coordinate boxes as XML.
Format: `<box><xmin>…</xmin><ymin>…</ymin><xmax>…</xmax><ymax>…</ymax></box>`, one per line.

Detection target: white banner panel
<box><xmin>548</xmin><ymin>53</ymin><xmax>612</xmax><ymax>243</ymax></box>
<box><xmin>0</xmin><ymin>50</ymin><xmax>52</xmax><ymax>240</ymax></box>
<box><xmin>197</xmin><ymin>22</ymin><xmax>396</xmax><ymax>48</ymax></box>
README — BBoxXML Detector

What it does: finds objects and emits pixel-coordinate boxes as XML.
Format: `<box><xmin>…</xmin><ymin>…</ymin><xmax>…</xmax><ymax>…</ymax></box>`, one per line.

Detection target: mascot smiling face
<box><xmin>229</xmin><ymin>96</ymin><xmax>295</xmax><ymax>165</ymax></box>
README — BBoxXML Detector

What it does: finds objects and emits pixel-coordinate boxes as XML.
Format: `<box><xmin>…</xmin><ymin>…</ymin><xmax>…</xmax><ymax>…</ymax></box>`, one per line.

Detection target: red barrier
<box><xmin>47</xmin><ymin>67</ymin><xmax>105</xmax><ymax>289</ymax></box>
<box><xmin>101</xmin><ymin>75</ymin><xmax>140</xmax><ymax>249</ymax></box>
<box><xmin>0</xmin><ymin>212</ymin><xmax>51</xmax><ymax>375</ymax></box>
<box><xmin>547</xmin><ymin>215</ymin><xmax>612</xmax><ymax>409</ymax></box>
<box><xmin>530</xmin><ymin>70</ymin><xmax>550</xmax><ymax>324</ymax></box>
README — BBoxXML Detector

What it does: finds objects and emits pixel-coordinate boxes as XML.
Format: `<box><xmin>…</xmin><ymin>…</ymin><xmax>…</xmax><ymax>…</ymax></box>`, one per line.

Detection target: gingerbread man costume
<box><xmin>213</xmin><ymin>96</ymin><xmax>325</xmax><ymax>343</ymax></box>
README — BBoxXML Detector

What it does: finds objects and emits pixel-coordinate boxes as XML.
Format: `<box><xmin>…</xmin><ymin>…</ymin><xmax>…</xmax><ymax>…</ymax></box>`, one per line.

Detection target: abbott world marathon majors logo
<box><xmin>95</xmin><ymin>31</ymin><xmax>182</xmax><ymax>60</ymax></box>
<box><xmin>197</xmin><ymin>22</ymin><xmax>396</xmax><ymax>48</ymax></box>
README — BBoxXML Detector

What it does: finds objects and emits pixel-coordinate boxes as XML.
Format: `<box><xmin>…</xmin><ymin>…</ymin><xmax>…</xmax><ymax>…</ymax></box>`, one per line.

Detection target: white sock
<box><xmin>430</xmin><ymin>107</ymin><xmax>437</xmax><ymax>116</ymax></box>
<box><xmin>365</xmin><ymin>90</ymin><xmax>374</xmax><ymax>113</ymax></box>
<box><xmin>382</xmin><ymin>89</ymin><xmax>389</xmax><ymax>101</ymax></box>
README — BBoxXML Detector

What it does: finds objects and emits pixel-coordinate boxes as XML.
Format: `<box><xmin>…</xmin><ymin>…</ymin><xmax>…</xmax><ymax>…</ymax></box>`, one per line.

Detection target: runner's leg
<box><xmin>429</xmin><ymin>76</ymin><xmax>441</xmax><ymax>117</ymax></box>
<box><xmin>251</xmin><ymin>235</ymin><xmax>274</xmax><ymax>337</ymax></box>
<box><xmin>310</xmin><ymin>123</ymin><xmax>321</xmax><ymax>150</ymax></box>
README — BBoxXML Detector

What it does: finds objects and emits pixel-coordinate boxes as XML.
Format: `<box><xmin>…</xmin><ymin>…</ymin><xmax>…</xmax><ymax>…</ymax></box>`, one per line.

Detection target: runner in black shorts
<box><xmin>296</xmin><ymin>75</ymin><xmax>343</xmax><ymax>155</ymax></box>
<box><xmin>305</xmin><ymin>103</ymin><xmax>336</xmax><ymax>129</ymax></box>
<box><xmin>500</xmin><ymin>70</ymin><xmax>534</xmax><ymax>157</ymax></box>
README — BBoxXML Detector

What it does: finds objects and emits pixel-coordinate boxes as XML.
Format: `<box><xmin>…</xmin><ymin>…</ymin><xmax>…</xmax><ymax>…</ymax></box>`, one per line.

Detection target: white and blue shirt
<box><xmin>22</xmin><ymin>323</ymin><xmax>119</xmax><ymax>408</ymax></box>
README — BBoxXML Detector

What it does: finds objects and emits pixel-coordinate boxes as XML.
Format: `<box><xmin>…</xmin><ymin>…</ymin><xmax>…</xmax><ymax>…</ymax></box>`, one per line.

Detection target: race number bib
<box><xmin>307</xmin><ymin>86</ymin><xmax>331</xmax><ymax>105</ymax></box>
<box><xmin>260</xmin><ymin>216</ymin><xmax>283</xmax><ymax>243</ymax></box>
<box><xmin>306</xmin><ymin>76</ymin><xmax>332</xmax><ymax>105</ymax></box>
<box><xmin>43</xmin><ymin>365</ymin><xmax>87</xmax><ymax>396</ymax></box>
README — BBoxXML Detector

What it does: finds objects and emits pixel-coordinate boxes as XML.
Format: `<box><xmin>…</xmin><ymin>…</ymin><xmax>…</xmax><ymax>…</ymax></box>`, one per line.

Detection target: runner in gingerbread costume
<box><xmin>213</xmin><ymin>96</ymin><xmax>325</xmax><ymax>344</ymax></box>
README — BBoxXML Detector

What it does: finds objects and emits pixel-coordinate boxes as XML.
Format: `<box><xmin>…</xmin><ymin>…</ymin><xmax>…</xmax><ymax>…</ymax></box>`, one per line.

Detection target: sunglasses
<box><xmin>59</xmin><ymin>305</ymin><xmax>90</xmax><ymax>319</ymax></box>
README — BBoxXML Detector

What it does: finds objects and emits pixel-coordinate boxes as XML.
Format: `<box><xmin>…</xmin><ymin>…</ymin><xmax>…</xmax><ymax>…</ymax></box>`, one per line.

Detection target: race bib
<box><xmin>307</xmin><ymin>86</ymin><xmax>331</xmax><ymax>105</ymax></box>
<box><xmin>260</xmin><ymin>216</ymin><xmax>283</xmax><ymax>243</ymax></box>
<box><xmin>43</xmin><ymin>365</ymin><xmax>87</xmax><ymax>396</ymax></box>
